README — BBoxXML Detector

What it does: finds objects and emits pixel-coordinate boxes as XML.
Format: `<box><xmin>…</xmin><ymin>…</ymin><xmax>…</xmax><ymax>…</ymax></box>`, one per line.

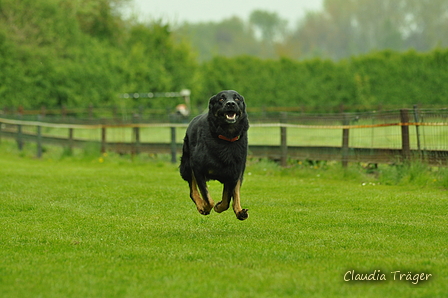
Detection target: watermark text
<box><xmin>344</xmin><ymin>270</ymin><xmax>432</xmax><ymax>285</ymax></box>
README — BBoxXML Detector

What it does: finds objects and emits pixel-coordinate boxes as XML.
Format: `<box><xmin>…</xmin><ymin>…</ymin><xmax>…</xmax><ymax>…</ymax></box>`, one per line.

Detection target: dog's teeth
<box><xmin>226</xmin><ymin>113</ymin><xmax>236</xmax><ymax>120</ymax></box>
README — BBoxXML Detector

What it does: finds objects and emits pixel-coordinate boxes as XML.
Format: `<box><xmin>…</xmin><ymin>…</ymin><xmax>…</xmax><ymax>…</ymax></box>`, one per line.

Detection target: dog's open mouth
<box><xmin>225</xmin><ymin>112</ymin><xmax>238</xmax><ymax>123</ymax></box>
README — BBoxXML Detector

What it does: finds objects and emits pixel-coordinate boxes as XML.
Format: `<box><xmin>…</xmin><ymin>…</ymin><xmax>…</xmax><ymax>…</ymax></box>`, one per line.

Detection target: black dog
<box><xmin>179</xmin><ymin>90</ymin><xmax>249</xmax><ymax>220</ymax></box>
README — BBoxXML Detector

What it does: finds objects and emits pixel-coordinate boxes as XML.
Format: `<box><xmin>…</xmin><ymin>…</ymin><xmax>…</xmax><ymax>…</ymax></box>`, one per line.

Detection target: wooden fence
<box><xmin>1</xmin><ymin>109</ymin><xmax>448</xmax><ymax>166</ymax></box>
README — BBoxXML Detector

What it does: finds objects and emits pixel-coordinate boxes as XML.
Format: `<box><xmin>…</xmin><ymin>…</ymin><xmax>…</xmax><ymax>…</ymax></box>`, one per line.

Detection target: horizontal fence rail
<box><xmin>1</xmin><ymin>108</ymin><xmax>448</xmax><ymax>166</ymax></box>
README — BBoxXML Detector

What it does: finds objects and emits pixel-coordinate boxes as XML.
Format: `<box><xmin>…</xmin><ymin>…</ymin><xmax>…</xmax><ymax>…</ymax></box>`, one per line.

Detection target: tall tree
<box><xmin>178</xmin><ymin>16</ymin><xmax>261</xmax><ymax>61</ymax></box>
<box><xmin>402</xmin><ymin>0</ymin><xmax>448</xmax><ymax>50</ymax></box>
<box><xmin>285</xmin><ymin>11</ymin><xmax>332</xmax><ymax>59</ymax></box>
<box><xmin>291</xmin><ymin>0</ymin><xmax>448</xmax><ymax>59</ymax></box>
<box><xmin>249</xmin><ymin>10</ymin><xmax>288</xmax><ymax>43</ymax></box>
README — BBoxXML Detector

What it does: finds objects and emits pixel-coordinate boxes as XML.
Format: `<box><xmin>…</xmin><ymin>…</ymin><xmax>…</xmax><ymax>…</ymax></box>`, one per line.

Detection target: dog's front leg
<box><xmin>232</xmin><ymin>178</ymin><xmax>249</xmax><ymax>220</ymax></box>
<box><xmin>190</xmin><ymin>171</ymin><xmax>214</xmax><ymax>215</ymax></box>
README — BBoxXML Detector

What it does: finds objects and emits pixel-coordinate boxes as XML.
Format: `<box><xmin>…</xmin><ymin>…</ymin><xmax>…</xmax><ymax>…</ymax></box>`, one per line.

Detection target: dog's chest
<box><xmin>205</xmin><ymin>162</ymin><xmax>242</xmax><ymax>182</ymax></box>
<box><xmin>200</xmin><ymin>141</ymin><xmax>246</xmax><ymax>180</ymax></box>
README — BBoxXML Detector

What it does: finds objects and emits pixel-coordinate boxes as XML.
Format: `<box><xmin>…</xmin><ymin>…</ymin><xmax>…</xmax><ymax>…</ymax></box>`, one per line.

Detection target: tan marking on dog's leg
<box><xmin>189</xmin><ymin>173</ymin><xmax>210</xmax><ymax>215</ymax></box>
<box><xmin>198</xmin><ymin>184</ymin><xmax>215</xmax><ymax>215</ymax></box>
<box><xmin>214</xmin><ymin>186</ymin><xmax>231</xmax><ymax>213</ymax></box>
<box><xmin>190</xmin><ymin>172</ymin><xmax>214</xmax><ymax>215</ymax></box>
<box><xmin>189</xmin><ymin>174</ymin><xmax>204</xmax><ymax>210</ymax></box>
<box><xmin>232</xmin><ymin>179</ymin><xmax>248</xmax><ymax>220</ymax></box>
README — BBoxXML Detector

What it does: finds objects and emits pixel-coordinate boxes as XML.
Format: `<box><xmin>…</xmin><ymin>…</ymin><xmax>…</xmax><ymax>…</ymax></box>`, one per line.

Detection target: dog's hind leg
<box><xmin>232</xmin><ymin>179</ymin><xmax>249</xmax><ymax>220</ymax></box>
<box><xmin>214</xmin><ymin>182</ymin><xmax>233</xmax><ymax>213</ymax></box>
<box><xmin>189</xmin><ymin>171</ymin><xmax>214</xmax><ymax>215</ymax></box>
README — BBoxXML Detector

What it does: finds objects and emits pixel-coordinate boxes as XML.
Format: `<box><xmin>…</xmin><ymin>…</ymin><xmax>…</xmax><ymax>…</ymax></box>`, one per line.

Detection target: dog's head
<box><xmin>208</xmin><ymin>90</ymin><xmax>246</xmax><ymax>124</ymax></box>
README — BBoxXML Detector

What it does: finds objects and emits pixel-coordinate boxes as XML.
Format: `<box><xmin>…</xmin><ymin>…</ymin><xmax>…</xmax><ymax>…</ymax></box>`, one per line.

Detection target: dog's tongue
<box><xmin>226</xmin><ymin>113</ymin><xmax>236</xmax><ymax>120</ymax></box>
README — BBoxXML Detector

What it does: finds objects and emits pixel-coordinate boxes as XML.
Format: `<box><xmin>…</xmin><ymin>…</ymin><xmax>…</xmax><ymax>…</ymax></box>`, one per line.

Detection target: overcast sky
<box><xmin>125</xmin><ymin>0</ymin><xmax>323</xmax><ymax>27</ymax></box>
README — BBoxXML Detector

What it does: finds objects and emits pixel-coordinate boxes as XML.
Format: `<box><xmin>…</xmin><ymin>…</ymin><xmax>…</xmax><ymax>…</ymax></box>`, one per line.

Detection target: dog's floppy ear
<box><xmin>208</xmin><ymin>94</ymin><xmax>217</xmax><ymax>111</ymax></box>
<box><xmin>238</xmin><ymin>93</ymin><xmax>246</xmax><ymax>112</ymax></box>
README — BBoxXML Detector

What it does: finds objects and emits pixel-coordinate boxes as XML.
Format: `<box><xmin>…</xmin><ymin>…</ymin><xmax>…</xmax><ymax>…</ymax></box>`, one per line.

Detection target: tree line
<box><xmin>1</xmin><ymin>0</ymin><xmax>447</xmax><ymax>113</ymax></box>
<box><xmin>178</xmin><ymin>0</ymin><xmax>448</xmax><ymax>61</ymax></box>
<box><xmin>0</xmin><ymin>0</ymin><xmax>198</xmax><ymax>110</ymax></box>
<box><xmin>200</xmin><ymin>50</ymin><xmax>448</xmax><ymax>111</ymax></box>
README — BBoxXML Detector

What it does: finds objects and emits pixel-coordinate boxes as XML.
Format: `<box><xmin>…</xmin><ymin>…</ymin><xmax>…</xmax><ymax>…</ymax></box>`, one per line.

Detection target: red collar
<box><xmin>218</xmin><ymin>135</ymin><xmax>240</xmax><ymax>142</ymax></box>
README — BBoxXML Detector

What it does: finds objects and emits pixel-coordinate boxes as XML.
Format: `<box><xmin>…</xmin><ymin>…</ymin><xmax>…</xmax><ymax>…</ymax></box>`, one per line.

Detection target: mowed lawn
<box><xmin>0</xmin><ymin>150</ymin><xmax>447</xmax><ymax>297</ymax></box>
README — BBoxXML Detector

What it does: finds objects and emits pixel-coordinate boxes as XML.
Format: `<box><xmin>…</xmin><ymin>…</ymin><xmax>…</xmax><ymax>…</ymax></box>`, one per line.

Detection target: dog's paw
<box><xmin>197</xmin><ymin>203</ymin><xmax>214</xmax><ymax>216</ymax></box>
<box><xmin>197</xmin><ymin>208</ymin><xmax>211</xmax><ymax>216</ymax></box>
<box><xmin>214</xmin><ymin>202</ymin><xmax>223</xmax><ymax>213</ymax></box>
<box><xmin>236</xmin><ymin>209</ymin><xmax>249</xmax><ymax>220</ymax></box>
<box><xmin>214</xmin><ymin>201</ymin><xmax>230</xmax><ymax>213</ymax></box>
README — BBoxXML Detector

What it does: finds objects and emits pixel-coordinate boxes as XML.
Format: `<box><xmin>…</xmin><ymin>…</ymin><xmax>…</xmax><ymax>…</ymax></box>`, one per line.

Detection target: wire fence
<box><xmin>1</xmin><ymin>107</ymin><xmax>448</xmax><ymax>166</ymax></box>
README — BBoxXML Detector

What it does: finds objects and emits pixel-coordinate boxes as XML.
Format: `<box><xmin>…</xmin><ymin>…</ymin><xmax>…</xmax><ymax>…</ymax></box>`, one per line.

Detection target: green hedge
<box><xmin>198</xmin><ymin>49</ymin><xmax>448</xmax><ymax>111</ymax></box>
<box><xmin>1</xmin><ymin>0</ymin><xmax>448</xmax><ymax>112</ymax></box>
<box><xmin>0</xmin><ymin>0</ymin><xmax>198</xmax><ymax>110</ymax></box>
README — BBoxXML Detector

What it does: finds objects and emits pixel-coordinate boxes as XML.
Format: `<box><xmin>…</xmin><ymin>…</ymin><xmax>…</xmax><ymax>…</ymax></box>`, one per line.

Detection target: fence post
<box><xmin>341</xmin><ymin>114</ymin><xmax>350</xmax><ymax>168</ymax></box>
<box><xmin>280</xmin><ymin>126</ymin><xmax>287</xmax><ymax>167</ymax></box>
<box><xmin>17</xmin><ymin>116</ymin><xmax>23</xmax><ymax>151</ymax></box>
<box><xmin>280</xmin><ymin>112</ymin><xmax>287</xmax><ymax>167</ymax></box>
<box><xmin>413</xmin><ymin>105</ymin><xmax>422</xmax><ymax>160</ymax></box>
<box><xmin>37</xmin><ymin>125</ymin><xmax>42</xmax><ymax>158</ymax></box>
<box><xmin>133</xmin><ymin>126</ymin><xmax>140</xmax><ymax>155</ymax></box>
<box><xmin>400</xmin><ymin>109</ymin><xmax>411</xmax><ymax>161</ymax></box>
<box><xmin>68</xmin><ymin>128</ymin><xmax>74</xmax><ymax>154</ymax></box>
<box><xmin>101</xmin><ymin>126</ymin><xmax>106</xmax><ymax>154</ymax></box>
<box><xmin>170</xmin><ymin>126</ymin><xmax>177</xmax><ymax>164</ymax></box>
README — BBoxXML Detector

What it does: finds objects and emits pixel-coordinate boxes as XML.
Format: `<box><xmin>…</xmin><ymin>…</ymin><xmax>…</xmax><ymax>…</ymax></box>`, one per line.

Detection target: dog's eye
<box><xmin>219</xmin><ymin>98</ymin><xmax>225</xmax><ymax>102</ymax></box>
<box><xmin>235</xmin><ymin>98</ymin><xmax>240</xmax><ymax>102</ymax></box>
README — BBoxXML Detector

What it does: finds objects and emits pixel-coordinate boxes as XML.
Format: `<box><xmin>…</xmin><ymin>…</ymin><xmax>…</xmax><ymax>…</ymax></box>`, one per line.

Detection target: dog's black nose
<box><xmin>225</xmin><ymin>101</ymin><xmax>236</xmax><ymax>107</ymax></box>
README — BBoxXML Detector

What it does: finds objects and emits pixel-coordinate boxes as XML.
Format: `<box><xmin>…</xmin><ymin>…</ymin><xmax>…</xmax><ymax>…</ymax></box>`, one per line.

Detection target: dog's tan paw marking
<box><xmin>197</xmin><ymin>202</ymin><xmax>214</xmax><ymax>216</ymax></box>
<box><xmin>198</xmin><ymin>209</ymin><xmax>210</xmax><ymax>215</ymax></box>
<box><xmin>214</xmin><ymin>202</ymin><xmax>222</xmax><ymax>213</ymax></box>
<box><xmin>214</xmin><ymin>201</ymin><xmax>228</xmax><ymax>213</ymax></box>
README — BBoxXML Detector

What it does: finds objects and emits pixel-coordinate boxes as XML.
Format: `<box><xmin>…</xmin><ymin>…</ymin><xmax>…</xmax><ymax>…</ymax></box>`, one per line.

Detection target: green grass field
<box><xmin>1</xmin><ymin>143</ymin><xmax>447</xmax><ymax>298</ymax></box>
